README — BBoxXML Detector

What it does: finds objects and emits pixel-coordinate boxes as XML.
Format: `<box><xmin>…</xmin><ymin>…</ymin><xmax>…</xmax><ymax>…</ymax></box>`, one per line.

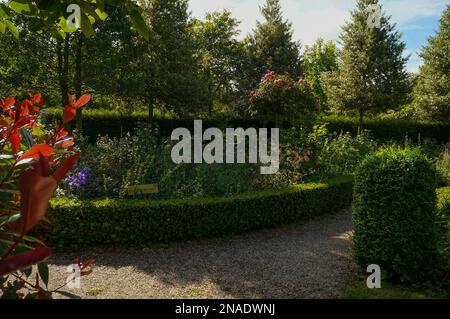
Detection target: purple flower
<box><xmin>66</xmin><ymin>167</ymin><xmax>92</xmax><ymax>189</ymax></box>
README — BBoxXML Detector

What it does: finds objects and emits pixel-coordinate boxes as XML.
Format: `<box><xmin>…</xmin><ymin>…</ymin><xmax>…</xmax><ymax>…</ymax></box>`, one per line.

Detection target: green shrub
<box><xmin>436</xmin><ymin>187</ymin><xmax>450</xmax><ymax>258</ymax></box>
<box><xmin>353</xmin><ymin>147</ymin><xmax>438</xmax><ymax>283</ymax></box>
<box><xmin>41</xmin><ymin>110</ymin><xmax>449</xmax><ymax>144</ymax></box>
<box><xmin>47</xmin><ymin>177</ymin><xmax>353</xmax><ymax>247</ymax></box>
<box><xmin>317</xmin><ymin>130</ymin><xmax>378</xmax><ymax>178</ymax></box>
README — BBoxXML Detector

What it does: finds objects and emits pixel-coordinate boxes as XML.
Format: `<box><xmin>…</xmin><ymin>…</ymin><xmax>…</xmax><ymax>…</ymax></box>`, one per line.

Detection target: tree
<box><xmin>192</xmin><ymin>10</ymin><xmax>242</xmax><ymax>117</ymax></box>
<box><xmin>244</xmin><ymin>0</ymin><xmax>302</xmax><ymax>90</ymax></box>
<box><xmin>303</xmin><ymin>38</ymin><xmax>338</xmax><ymax>110</ymax></box>
<box><xmin>413</xmin><ymin>5</ymin><xmax>450</xmax><ymax>139</ymax></box>
<box><xmin>134</xmin><ymin>0</ymin><xmax>206</xmax><ymax>122</ymax></box>
<box><xmin>323</xmin><ymin>0</ymin><xmax>410</xmax><ymax>132</ymax></box>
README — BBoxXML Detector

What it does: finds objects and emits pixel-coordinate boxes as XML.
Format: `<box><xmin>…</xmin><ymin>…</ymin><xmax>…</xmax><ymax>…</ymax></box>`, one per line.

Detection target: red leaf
<box><xmin>63</xmin><ymin>106</ymin><xmax>76</xmax><ymax>124</ymax></box>
<box><xmin>0</xmin><ymin>247</ymin><xmax>51</xmax><ymax>277</ymax></box>
<box><xmin>10</xmin><ymin>131</ymin><xmax>21</xmax><ymax>153</ymax></box>
<box><xmin>20</xmin><ymin>144</ymin><xmax>54</xmax><ymax>160</ymax></box>
<box><xmin>74</xmin><ymin>94</ymin><xmax>91</xmax><ymax>109</ymax></box>
<box><xmin>19</xmin><ymin>171</ymin><xmax>58</xmax><ymax>234</ymax></box>
<box><xmin>53</xmin><ymin>153</ymin><xmax>81</xmax><ymax>184</ymax></box>
<box><xmin>32</xmin><ymin>93</ymin><xmax>43</xmax><ymax>107</ymax></box>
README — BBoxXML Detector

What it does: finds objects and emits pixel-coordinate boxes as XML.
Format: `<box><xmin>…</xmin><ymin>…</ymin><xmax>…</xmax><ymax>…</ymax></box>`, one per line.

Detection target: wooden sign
<box><xmin>126</xmin><ymin>184</ymin><xmax>159</xmax><ymax>196</ymax></box>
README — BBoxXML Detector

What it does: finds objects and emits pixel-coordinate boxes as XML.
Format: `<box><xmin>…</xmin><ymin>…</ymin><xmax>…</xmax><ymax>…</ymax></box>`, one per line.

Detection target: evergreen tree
<box><xmin>141</xmin><ymin>0</ymin><xmax>206</xmax><ymax>119</ymax></box>
<box><xmin>323</xmin><ymin>0</ymin><xmax>409</xmax><ymax>131</ymax></box>
<box><xmin>245</xmin><ymin>0</ymin><xmax>302</xmax><ymax>89</ymax></box>
<box><xmin>413</xmin><ymin>5</ymin><xmax>450</xmax><ymax>136</ymax></box>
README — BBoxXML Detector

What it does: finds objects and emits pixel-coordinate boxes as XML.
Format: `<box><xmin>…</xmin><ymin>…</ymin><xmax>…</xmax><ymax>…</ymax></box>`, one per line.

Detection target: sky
<box><xmin>188</xmin><ymin>0</ymin><xmax>449</xmax><ymax>73</ymax></box>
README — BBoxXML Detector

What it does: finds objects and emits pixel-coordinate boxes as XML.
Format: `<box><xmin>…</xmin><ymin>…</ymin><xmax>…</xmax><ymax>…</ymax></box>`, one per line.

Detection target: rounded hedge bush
<box><xmin>353</xmin><ymin>147</ymin><xmax>438</xmax><ymax>283</ymax></box>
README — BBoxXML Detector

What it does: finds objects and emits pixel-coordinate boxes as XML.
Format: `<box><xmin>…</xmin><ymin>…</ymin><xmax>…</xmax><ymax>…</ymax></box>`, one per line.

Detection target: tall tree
<box><xmin>192</xmin><ymin>10</ymin><xmax>242</xmax><ymax>117</ymax></box>
<box><xmin>136</xmin><ymin>0</ymin><xmax>207</xmax><ymax>122</ymax></box>
<box><xmin>245</xmin><ymin>0</ymin><xmax>302</xmax><ymax>89</ymax></box>
<box><xmin>303</xmin><ymin>38</ymin><xmax>338</xmax><ymax>110</ymax></box>
<box><xmin>323</xmin><ymin>0</ymin><xmax>410</xmax><ymax>131</ymax></box>
<box><xmin>413</xmin><ymin>5</ymin><xmax>450</xmax><ymax>138</ymax></box>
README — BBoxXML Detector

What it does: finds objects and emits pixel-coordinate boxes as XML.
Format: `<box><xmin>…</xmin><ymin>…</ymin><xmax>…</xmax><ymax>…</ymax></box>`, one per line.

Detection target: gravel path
<box><xmin>47</xmin><ymin>209</ymin><xmax>356</xmax><ymax>299</ymax></box>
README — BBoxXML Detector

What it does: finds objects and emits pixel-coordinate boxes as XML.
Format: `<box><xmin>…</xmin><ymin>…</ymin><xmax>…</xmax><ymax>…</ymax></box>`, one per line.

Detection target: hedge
<box><xmin>41</xmin><ymin>110</ymin><xmax>449</xmax><ymax>143</ymax></box>
<box><xmin>436</xmin><ymin>187</ymin><xmax>450</xmax><ymax>258</ymax></box>
<box><xmin>46</xmin><ymin>176</ymin><xmax>353</xmax><ymax>247</ymax></box>
<box><xmin>353</xmin><ymin>147</ymin><xmax>438</xmax><ymax>283</ymax></box>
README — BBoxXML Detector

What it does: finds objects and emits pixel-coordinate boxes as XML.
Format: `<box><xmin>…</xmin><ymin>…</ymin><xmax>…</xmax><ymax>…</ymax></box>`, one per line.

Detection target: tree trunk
<box><xmin>147</xmin><ymin>96</ymin><xmax>154</xmax><ymax>128</ymax></box>
<box><xmin>74</xmin><ymin>33</ymin><xmax>84</xmax><ymax>132</ymax></box>
<box><xmin>57</xmin><ymin>37</ymin><xmax>71</xmax><ymax>128</ymax></box>
<box><xmin>358</xmin><ymin>108</ymin><xmax>364</xmax><ymax>135</ymax></box>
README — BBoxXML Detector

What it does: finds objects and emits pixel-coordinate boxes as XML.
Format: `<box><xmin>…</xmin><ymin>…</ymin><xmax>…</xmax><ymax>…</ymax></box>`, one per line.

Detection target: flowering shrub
<box><xmin>249</xmin><ymin>71</ymin><xmax>318</xmax><ymax>127</ymax></box>
<box><xmin>0</xmin><ymin>92</ymin><xmax>91</xmax><ymax>299</ymax></box>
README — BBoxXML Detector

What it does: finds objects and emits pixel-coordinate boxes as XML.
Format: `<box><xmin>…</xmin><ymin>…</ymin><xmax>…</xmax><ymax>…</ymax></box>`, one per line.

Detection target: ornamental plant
<box><xmin>248</xmin><ymin>71</ymin><xmax>318</xmax><ymax>127</ymax></box>
<box><xmin>0</xmin><ymin>92</ymin><xmax>92</xmax><ymax>299</ymax></box>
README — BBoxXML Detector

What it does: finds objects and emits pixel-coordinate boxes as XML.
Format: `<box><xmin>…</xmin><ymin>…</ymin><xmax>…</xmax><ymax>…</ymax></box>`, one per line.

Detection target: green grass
<box><xmin>343</xmin><ymin>278</ymin><xmax>447</xmax><ymax>299</ymax></box>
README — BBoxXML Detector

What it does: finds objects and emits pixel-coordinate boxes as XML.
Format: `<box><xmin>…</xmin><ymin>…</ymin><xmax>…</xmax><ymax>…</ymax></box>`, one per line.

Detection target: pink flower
<box><xmin>274</xmin><ymin>79</ymin><xmax>283</xmax><ymax>87</ymax></box>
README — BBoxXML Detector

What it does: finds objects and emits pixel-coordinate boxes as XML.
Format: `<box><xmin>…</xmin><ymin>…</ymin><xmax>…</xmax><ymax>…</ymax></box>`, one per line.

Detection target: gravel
<box><xmin>47</xmin><ymin>209</ymin><xmax>356</xmax><ymax>299</ymax></box>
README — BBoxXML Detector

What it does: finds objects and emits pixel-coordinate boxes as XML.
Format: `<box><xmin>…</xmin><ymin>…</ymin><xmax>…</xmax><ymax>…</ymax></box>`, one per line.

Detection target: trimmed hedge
<box><xmin>41</xmin><ymin>110</ymin><xmax>449</xmax><ymax>143</ymax></box>
<box><xmin>437</xmin><ymin>187</ymin><xmax>450</xmax><ymax>258</ymax></box>
<box><xmin>46</xmin><ymin>177</ymin><xmax>353</xmax><ymax>247</ymax></box>
<box><xmin>353</xmin><ymin>147</ymin><xmax>438</xmax><ymax>283</ymax></box>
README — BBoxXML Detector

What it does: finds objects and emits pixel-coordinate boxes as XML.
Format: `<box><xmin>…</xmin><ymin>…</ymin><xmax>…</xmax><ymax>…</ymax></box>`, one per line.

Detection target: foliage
<box><xmin>317</xmin><ymin>130</ymin><xmax>378</xmax><ymax>178</ymax></box>
<box><xmin>249</xmin><ymin>71</ymin><xmax>317</xmax><ymax>127</ymax></box>
<box><xmin>353</xmin><ymin>146</ymin><xmax>438</xmax><ymax>283</ymax></box>
<box><xmin>192</xmin><ymin>10</ymin><xmax>243</xmax><ymax>116</ymax></box>
<box><xmin>436</xmin><ymin>187</ymin><xmax>450</xmax><ymax>259</ymax></box>
<box><xmin>413</xmin><ymin>6</ymin><xmax>450</xmax><ymax>130</ymax></box>
<box><xmin>0</xmin><ymin>0</ymin><xmax>148</xmax><ymax>39</ymax></box>
<box><xmin>436</xmin><ymin>148</ymin><xmax>450</xmax><ymax>186</ymax></box>
<box><xmin>242</xmin><ymin>0</ymin><xmax>302</xmax><ymax>91</ymax></box>
<box><xmin>303</xmin><ymin>38</ymin><xmax>338</xmax><ymax>110</ymax></box>
<box><xmin>0</xmin><ymin>92</ymin><xmax>92</xmax><ymax>299</ymax></box>
<box><xmin>48</xmin><ymin>177</ymin><xmax>354</xmax><ymax>247</ymax></box>
<box><xmin>323</xmin><ymin>0</ymin><xmax>410</xmax><ymax>128</ymax></box>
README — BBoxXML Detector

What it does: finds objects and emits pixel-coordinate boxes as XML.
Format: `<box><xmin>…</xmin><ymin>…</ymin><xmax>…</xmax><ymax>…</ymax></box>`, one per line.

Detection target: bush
<box><xmin>353</xmin><ymin>147</ymin><xmax>439</xmax><ymax>283</ymax></box>
<box><xmin>436</xmin><ymin>187</ymin><xmax>450</xmax><ymax>259</ymax></box>
<box><xmin>47</xmin><ymin>177</ymin><xmax>353</xmax><ymax>247</ymax></box>
<box><xmin>249</xmin><ymin>71</ymin><xmax>317</xmax><ymax>127</ymax></box>
<box><xmin>41</xmin><ymin>109</ymin><xmax>450</xmax><ymax>144</ymax></box>
<box><xmin>317</xmin><ymin>130</ymin><xmax>378</xmax><ymax>178</ymax></box>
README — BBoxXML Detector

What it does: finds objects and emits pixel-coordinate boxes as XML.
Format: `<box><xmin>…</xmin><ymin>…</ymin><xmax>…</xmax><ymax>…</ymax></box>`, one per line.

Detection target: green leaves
<box><xmin>1</xmin><ymin>0</ymin><xmax>149</xmax><ymax>40</ymax></box>
<box><xmin>38</xmin><ymin>262</ymin><xmax>49</xmax><ymax>287</ymax></box>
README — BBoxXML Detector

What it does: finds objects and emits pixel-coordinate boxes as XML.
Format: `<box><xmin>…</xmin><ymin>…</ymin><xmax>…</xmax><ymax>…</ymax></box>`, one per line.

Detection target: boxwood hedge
<box><xmin>353</xmin><ymin>147</ymin><xmax>438</xmax><ymax>283</ymax></box>
<box><xmin>46</xmin><ymin>177</ymin><xmax>353</xmax><ymax>247</ymax></box>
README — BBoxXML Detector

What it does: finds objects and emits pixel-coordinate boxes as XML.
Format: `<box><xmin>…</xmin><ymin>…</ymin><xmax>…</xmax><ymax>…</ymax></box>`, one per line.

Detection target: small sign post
<box><xmin>126</xmin><ymin>184</ymin><xmax>159</xmax><ymax>196</ymax></box>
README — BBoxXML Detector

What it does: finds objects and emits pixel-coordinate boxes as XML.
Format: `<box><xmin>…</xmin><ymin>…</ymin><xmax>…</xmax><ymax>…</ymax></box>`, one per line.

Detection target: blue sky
<box><xmin>189</xmin><ymin>0</ymin><xmax>449</xmax><ymax>73</ymax></box>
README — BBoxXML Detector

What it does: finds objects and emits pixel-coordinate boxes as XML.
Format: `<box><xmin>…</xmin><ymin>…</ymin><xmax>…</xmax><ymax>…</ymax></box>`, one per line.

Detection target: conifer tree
<box><xmin>324</xmin><ymin>0</ymin><xmax>409</xmax><ymax>131</ymax></box>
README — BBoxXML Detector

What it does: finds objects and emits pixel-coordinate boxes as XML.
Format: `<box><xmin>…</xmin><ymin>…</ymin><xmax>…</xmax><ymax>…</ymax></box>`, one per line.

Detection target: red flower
<box><xmin>274</xmin><ymin>79</ymin><xmax>283</xmax><ymax>87</ymax></box>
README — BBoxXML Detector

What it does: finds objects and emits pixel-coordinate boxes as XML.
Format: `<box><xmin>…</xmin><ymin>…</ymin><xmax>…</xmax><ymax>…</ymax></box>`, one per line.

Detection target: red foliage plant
<box><xmin>0</xmin><ymin>92</ymin><xmax>92</xmax><ymax>299</ymax></box>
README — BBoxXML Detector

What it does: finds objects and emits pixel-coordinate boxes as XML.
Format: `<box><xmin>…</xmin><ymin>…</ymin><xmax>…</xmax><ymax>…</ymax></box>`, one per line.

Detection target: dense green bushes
<box><xmin>41</xmin><ymin>110</ymin><xmax>449</xmax><ymax>143</ymax></box>
<box><xmin>437</xmin><ymin>187</ymin><xmax>450</xmax><ymax>259</ymax></box>
<box><xmin>353</xmin><ymin>147</ymin><xmax>438</xmax><ymax>283</ymax></box>
<box><xmin>47</xmin><ymin>177</ymin><xmax>353</xmax><ymax>247</ymax></box>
